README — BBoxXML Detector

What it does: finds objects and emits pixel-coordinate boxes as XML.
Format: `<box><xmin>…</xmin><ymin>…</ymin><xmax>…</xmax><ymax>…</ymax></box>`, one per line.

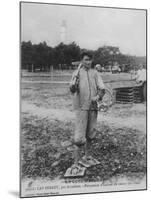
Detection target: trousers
<box><xmin>73</xmin><ymin>109</ymin><xmax>98</xmax><ymax>146</ymax></box>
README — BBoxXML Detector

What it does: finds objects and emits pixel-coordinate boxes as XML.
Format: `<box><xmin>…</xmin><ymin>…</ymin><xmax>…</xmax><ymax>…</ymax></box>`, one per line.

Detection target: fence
<box><xmin>21</xmin><ymin>71</ymin><xmax>144</xmax><ymax>104</ymax></box>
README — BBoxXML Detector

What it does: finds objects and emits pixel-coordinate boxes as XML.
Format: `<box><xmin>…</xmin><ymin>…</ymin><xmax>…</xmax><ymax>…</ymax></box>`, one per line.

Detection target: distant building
<box><xmin>60</xmin><ymin>20</ymin><xmax>67</xmax><ymax>43</ymax></box>
<box><xmin>112</xmin><ymin>62</ymin><xmax>121</xmax><ymax>73</ymax></box>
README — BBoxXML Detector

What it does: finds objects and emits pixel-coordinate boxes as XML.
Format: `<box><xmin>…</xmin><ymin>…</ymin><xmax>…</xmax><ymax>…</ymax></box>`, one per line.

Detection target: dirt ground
<box><xmin>21</xmin><ymin>82</ymin><xmax>146</xmax><ymax>131</ymax></box>
<box><xmin>21</xmin><ymin>81</ymin><xmax>146</xmax><ymax>185</ymax></box>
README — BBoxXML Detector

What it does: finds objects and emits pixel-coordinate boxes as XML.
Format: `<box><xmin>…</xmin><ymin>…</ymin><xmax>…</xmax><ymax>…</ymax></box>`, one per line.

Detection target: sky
<box><xmin>21</xmin><ymin>3</ymin><xmax>146</xmax><ymax>56</ymax></box>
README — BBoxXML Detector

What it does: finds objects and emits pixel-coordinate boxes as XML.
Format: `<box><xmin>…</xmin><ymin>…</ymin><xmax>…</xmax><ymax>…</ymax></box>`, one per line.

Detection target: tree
<box><xmin>53</xmin><ymin>42</ymin><xmax>81</xmax><ymax>69</ymax></box>
<box><xmin>21</xmin><ymin>41</ymin><xmax>33</xmax><ymax>71</ymax></box>
<box><xmin>64</xmin><ymin>42</ymin><xmax>81</xmax><ymax>67</ymax></box>
<box><xmin>32</xmin><ymin>41</ymin><xmax>50</xmax><ymax>71</ymax></box>
<box><xmin>21</xmin><ymin>41</ymin><xmax>146</xmax><ymax>72</ymax></box>
<box><xmin>93</xmin><ymin>46</ymin><xmax>119</xmax><ymax>67</ymax></box>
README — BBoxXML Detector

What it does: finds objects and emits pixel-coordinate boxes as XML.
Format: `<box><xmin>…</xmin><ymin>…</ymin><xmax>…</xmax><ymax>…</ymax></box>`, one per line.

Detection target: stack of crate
<box><xmin>115</xmin><ymin>86</ymin><xmax>142</xmax><ymax>104</ymax></box>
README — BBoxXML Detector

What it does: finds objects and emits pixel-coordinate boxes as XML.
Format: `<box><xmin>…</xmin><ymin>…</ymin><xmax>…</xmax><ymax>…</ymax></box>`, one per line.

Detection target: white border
<box><xmin>0</xmin><ymin>0</ymin><xmax>150</xmax><ymax>199</ymax></box>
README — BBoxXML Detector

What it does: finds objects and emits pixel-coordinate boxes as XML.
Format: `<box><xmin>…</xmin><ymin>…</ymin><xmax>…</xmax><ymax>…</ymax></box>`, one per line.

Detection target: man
<box><xmin>135</xmin><ymin>64</ymin><xmax>146</xmax><ymax>84</ymax></box>
<box><xmin>95</xmin><ymin>64</ymin><xmax>101</xmax><ymax>72</ymax></box>
<box><xmin>135</xmin><ymin>64</ymin><xmax>147</xmax><ymax>101</ymax></box>
<box><xmin>69</xmin><ymin>52</ymin><xmax>105</xmax><ymax>173</ymax></box>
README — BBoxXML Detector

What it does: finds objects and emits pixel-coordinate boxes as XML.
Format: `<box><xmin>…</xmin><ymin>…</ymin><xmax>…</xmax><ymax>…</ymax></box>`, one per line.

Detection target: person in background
<box><xmin>135</xmin><ymin>64</ymin><xmax>146</xmax><ymax>84</ymax></box>
<box><xmin>135</xmin><ymin>64</ymin><xmax>147</xmax><ymax>101</ymax></box>
<box><xmin>95</xmin><ymin>64</ymin><xmax>101</xmax><ymax>72</ymax></box>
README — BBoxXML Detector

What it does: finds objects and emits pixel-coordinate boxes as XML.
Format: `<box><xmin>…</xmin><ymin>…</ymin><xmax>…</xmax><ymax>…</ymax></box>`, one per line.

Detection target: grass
<box><xmin>21</xmin><ymin>115</ymin><xmax>146</xmax><ymax>182</ymax></box>
<box><xmin>21</xmin><ymin>76</ymin><xmax>146</xmax><ymax>183</ymax></box>
<box><xmin>21</xmin><ymin>83</ymin><xmax>72</xmax><ymax>110</ymax></box>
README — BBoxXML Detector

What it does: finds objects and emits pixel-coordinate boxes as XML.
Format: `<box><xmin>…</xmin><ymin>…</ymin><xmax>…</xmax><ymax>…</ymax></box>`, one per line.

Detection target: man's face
<box><xmin>82</xmin><ymin>55</ymin><xmax>92</xmax><ymax>68</ymax></box>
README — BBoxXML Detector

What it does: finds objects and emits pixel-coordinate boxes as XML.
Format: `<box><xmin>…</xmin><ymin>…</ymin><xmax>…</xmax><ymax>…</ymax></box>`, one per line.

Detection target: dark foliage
<box><xmin>21</xmin><ymin>41</ymin><xmax>146</xmax><ymax>72</ymax></box>
<box><xmin>21</xmin><ymin>116</ymin><xmax>146</xmax><ymax>182</ymax></box>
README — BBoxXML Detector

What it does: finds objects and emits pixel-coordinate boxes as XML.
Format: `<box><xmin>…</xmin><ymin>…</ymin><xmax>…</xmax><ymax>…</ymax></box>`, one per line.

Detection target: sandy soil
<box><xmin>22</xmin><ymin>101</ymin><xmax>146</xmax><ymax>133</ymax></box>
<box><xmin>20</xmin><ymin>80</ymin><xmax>147</xmax><ymax>196</ymax></box>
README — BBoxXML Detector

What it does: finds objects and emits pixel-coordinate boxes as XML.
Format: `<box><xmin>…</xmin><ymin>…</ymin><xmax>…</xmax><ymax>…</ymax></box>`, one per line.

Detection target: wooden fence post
<box><xmin>50</xmin><ymin>65</ymin><xmax>54</xmax><ymax>81</ymax></box>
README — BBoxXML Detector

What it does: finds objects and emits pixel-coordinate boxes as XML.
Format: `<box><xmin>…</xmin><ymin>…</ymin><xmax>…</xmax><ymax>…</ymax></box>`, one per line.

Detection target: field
<box><xmin>21</xmin><ymin>72</ymin><xmax>146</xmax><ymax>185</ymax></box>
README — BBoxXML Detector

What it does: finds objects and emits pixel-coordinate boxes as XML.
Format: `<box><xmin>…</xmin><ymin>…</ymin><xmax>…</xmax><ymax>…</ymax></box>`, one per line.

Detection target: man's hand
<box><xmin>69</xmin><ymin>84</ymin><xmax>77</xmax><ymax>93</ymax></box>
<box><xmin>91</xmin><ymin>95</ymin><xmax>99</xmax><ymax>102</ymax></box>
<box><xmin>91</xmin><ymin>89</ymin><xmax>106</xmax><ymax>104</ymax></box>
<box><xmin>98</xmin><ymin>89</ymin><xmax>105</xmax><ymax>100</ymax></box>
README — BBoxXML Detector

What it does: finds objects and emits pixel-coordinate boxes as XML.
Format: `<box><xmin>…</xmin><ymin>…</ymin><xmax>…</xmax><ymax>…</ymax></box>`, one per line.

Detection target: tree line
<box><xmin>21</xmin><ymin>41</ymin><xmax>146</xmax><ymax>72</ymax></box>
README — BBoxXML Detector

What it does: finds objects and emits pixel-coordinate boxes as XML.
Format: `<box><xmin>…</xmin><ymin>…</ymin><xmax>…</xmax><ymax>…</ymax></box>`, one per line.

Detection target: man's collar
<box><xmin>81</xmin><ymin>64</ymin><xmax>90</xmax><ymax>71</ymax></box>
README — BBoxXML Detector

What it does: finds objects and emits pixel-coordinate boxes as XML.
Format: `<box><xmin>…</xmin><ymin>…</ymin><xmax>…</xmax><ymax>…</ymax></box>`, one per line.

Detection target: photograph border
<box><xmin>19</xmin><ymin>1</ymin><xmax>147</xmax><ymax>198</ymax></box>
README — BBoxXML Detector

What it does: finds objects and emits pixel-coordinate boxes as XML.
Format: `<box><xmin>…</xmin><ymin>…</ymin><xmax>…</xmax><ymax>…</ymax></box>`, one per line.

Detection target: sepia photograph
<box><xmin>20</xmin><ymin>2</ymin><xmax>147</xmax><ymax>197</ymax></box>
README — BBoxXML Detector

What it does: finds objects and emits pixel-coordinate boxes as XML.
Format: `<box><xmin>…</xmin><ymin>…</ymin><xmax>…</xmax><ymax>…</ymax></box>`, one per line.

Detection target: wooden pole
<box><xmin>50</xmin><ymin>65</ymin><xmax>54</xmax><ymax>81</ymax></box>
<box><xmin>32</xmin><ymin>64</ymin><xmax>34</xmax><ymax>72</ymax></box>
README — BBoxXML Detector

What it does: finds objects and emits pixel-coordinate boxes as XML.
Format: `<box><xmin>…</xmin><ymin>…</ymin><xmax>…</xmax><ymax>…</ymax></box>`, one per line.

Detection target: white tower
<box><xmin>60</xmin><ymin>20</ymin><xmax>67</xmax><ymax>43</ymax></box>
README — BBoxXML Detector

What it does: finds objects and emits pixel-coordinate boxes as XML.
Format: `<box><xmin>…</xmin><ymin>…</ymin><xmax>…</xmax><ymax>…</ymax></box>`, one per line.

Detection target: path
<box><xmin>22</xmin><ymin>102</ymin><xmax>146</xmax><ymax>133</ymax></box>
